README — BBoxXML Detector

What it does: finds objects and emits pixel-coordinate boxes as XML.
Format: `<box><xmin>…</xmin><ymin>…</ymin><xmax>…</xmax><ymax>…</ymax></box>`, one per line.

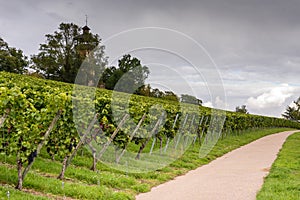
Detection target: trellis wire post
<box><xmin>164</xmin><ymin>113</ymin><xmax>179</xmax><ymax>153</ymax></box>
<box><xmin>97</xmin><ymin>114</ymin><xmax>129</xmax><ymax>159</ymax></box>
<box><xmin>193</xmin><ymin>115</ymin><xmax>204</xmax><ymax>144</ymax></box>
<box><xmin>183</xmin><ymin>114</ymin><xmax>196</xmax><ymax>148</ymax></box>
<box><xmin>149</xmin><ymin>112</ymin><xmax>166</xmax><ymax>155</ymax></box>
<box><xmin>116</xmin><ymin>113</ymin><xmax>146</xmax><ymax>163</ymax></box>
<box><xmin>202</xmin><ymin>116</ymin><xmax>209</xmax><ymax>144</ymax></box>
<box><xmin>175</xmin><ymin>113</ymin><xmax>189</xmax><ymax>149</ymax></box>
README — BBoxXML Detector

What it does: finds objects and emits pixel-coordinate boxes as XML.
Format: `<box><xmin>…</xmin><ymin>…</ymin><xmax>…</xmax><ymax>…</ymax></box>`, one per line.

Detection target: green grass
<box><xmin>0</xmin><ymin>185</ymin><xmax>48</xmax><ymax>200</ymax></box>
<box><xmin>257</xmin><ymin>132</ymin><xmax>300</xmax><ymax>200</ymax></box>
<box><xmin>0</xmin><ymin>128</ymin><xmax>293</xmax><ymax>199</ymax></box>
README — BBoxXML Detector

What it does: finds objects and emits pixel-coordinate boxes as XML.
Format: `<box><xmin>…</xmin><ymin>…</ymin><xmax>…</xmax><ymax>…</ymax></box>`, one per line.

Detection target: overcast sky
<box><xmin>1</xmin><ymin>0</ymin><xmax>300</xmax><ymax>117</ymax></box>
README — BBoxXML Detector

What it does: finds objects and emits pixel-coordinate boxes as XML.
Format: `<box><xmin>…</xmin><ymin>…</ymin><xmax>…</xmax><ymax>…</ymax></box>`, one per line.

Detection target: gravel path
<box><xmin>136</xmin><ymin>130</ymin><xmax>297</xmax><ymax>200</ymax></box>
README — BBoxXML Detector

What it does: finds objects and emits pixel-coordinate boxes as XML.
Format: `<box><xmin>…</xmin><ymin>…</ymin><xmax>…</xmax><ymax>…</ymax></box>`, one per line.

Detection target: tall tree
<box><xmin>282</xmin><ymin>97</ymin><xmax>300</xmax><ymax>121</ymax></box>
<box><xmin>0</xmin><ymin>37</ymin><xmax>28</xmax><ymax>74</ymax></box>
<box><xmin>101</xmin><ymin>54</ymin><xmax>149</xmax><ymax>92</ymax></box>
<box><xmin>31</xmin><ymin>23</ymin><xmax>106</xmax><ymax>83</ymax></box>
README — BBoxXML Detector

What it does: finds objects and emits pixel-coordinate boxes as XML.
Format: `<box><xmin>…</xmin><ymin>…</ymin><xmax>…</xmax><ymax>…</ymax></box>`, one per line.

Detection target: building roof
<box><xmin>82</xmin><ymin>25</ymin><xmax>90</xmax><ymax>31</ymax></box>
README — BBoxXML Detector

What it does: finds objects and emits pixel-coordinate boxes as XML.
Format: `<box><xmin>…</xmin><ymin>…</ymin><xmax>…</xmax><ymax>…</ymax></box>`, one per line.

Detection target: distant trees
<box><xmin>133</xmin><ymin>84</ymin><xmax>181</xmax><ymax>102</ymax></box>
<box><xmin>163</xmin><ymin>91</ymin><xmax>179</xmax><ymax>101</ymax></box>
<box><xmin>31</xmin><ymin>23</ymin><xmax>106</xmax><ymax>83</ymax></box>
<box><xmin>235</xmin><ymin>105</ymin><xmax>248</xmax><ymax>114</ymax></box>
<box><xmin>181</xmin><ymin>94</ymin><xmax>202</xmax><ymax>105</ymax></box>
<box><xmin>137</xmin><ymin>84</ymin><xmax>152</xmax><ymax>97</ymax></box>
<box><xmin>282</xmin><ymin>97</ymin><xmax>300</xmax><ymax>121</ymax></box>
<box><xmin>100</xmin><ymin>54</ymin><xmax>149</xmax><ymax>93</ymax></box>
<box><xmin>0</xmin><ymin>37</ymin><xmax>28</xmax><ymax>74</ymax></box>
<box><xmin>150</xmin><ymin>88</ymin><xmax>165</xmax><ymax>98</ymax></box>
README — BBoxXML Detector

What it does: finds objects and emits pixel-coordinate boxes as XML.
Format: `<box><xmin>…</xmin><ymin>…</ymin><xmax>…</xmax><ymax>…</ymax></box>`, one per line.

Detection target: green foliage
<box><xmin>163</xmin><ymin>91</ymin><xmax>179</xmax><ymax>102</ymax></box>
<box><xmin>0</xmin><ymin>82</ymin><xmax>62</xmax><ymax>163</ymax></box>
<box><xmin>101</xmin><ymin>54</ymin><xmax>149</xmax><ymax>92</ymax></box>
<box><xmin>0</xmin><ymin>37</ymin><xmax>28</xmax><ymax>74</ymax></box>
<box><xmin>31</xmin><ymin>23</ymin><xmax>107</xmax><ymax>83</ymax></box>
<box><xmin>0</xmin><ymin>71</ymin><xmax>300</xmax><ymax>192</ymax></box>
<box><xmin>282</xmin><ymin>97</ymin><xmax>300</xmax><ymax>121</ymax></box>
<box><xmin>46</xmin><ymin>93</ymin><xmax>78</xmax><ymax>159</ymax></box>
<box><xmin>137</xmin><ymin>84</ymin><xmax>152</xmax><ymax>96</ymax></box>
<box><xmin>150</xmin><ymin>88</ymin><xmax>165</xmax><ymax>98</ymax></box>
<box><xmin>181</xmin><ymin>94</ymin><xmax>202</xmax><ymax>105</ymax></box>
<box><xmin>235</xmin><ymin>104</ymin><xmax>248</xmax><ymax>114</ymax></box>
<box><xmin>257</xmin><ymin>132</ymin><xmax>300</xmax><ymax>200</ymax></box>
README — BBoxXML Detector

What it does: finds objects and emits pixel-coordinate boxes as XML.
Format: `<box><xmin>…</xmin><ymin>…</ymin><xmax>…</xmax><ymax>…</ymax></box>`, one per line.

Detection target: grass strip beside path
<box><xmin>257</xmin><ymin>132</ymin><xmax>300</xmax><ymax>200</ymax></box>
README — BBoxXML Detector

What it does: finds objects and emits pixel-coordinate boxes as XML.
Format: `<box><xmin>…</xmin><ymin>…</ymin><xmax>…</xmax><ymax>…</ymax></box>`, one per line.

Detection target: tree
<box><xmin>235</xmin><ymin>105</ymin><xmax>248</xmax><ymax>114</ymax></box>
<box><xmin>101</xmin><ymin>66</ymin><xmax>120</xmax><ymax>89</ymax></box>
<box><xmin>282</xmin><ymin>97</ymin><xmax>300</xmax><ymax>121</ymax></box>
<box><xmin>150</xmin><ymin>88</ymin><xmax>165</xmax><ymax>98</ymax></box>
<box><xmin>0</xmin><ymin>37</ymin><xmax>28</xmax><ymax>74</ymax></box>
<box><xmin>136</xmin><ymin>84</ymin><xmax>151</xmax><ymax>96</ymax></box>
<box><xmin>163</xmin><ymin>91</ymin><xmax>179</xmax><ymax>102</ymax></box>
<box><xmin>101</xmin><ymin>54</ymin><xmax>149</xmax><ymax>93</ymax></box>
<box><xmin>31</xmin><ymin>23</ymin><xmax>106</xmax><ymax>83</ymax></box>
<box><xmin>181</xmin><ymin>94</ymin><xmax>202</xmax><ymax>105</ymax></box>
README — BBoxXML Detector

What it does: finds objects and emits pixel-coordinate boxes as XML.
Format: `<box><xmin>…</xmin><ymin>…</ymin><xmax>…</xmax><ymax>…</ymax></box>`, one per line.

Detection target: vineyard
<box><xmin>0</xmin><ymin>71</ymin><xmax>299</xmax><ymax>199</ymax></box>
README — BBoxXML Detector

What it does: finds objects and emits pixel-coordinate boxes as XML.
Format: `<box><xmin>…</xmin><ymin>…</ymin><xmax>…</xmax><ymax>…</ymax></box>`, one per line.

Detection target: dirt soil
<box><xmin>136</xmin><ymin>130</ymin><xmax>297</xmax><ymax>200</ymax></box>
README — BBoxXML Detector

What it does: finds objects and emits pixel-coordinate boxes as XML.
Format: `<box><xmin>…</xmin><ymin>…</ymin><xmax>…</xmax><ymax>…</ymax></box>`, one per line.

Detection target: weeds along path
<box><xmin>136</xmin><ymin>130</ymin><xmax>298</xmax><ymax>200</ymax></box>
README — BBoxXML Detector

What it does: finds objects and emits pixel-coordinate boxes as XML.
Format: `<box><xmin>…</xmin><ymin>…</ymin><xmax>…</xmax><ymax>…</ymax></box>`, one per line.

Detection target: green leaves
<box><xmin>0</xmin><ymin>71</ymin><xmax>300</xmax><ymax>181</ymax></box>
<box><xmin>31</xmin><ymin>22</ymin><xmax>106</xmax><ymax>83</ymax></box>
<box><xmin>101</xmin><ymin>55</ymin><xmax>149</xmax><ymax>92</ymax></box>
<box><xmin>0</xmin><ymin>73</ymin><xmax>65</xmax><ymax>164</ymax></box>
<box><xmin>0</xmin><ymin>37</ymin><xmax>28</xmax><ymax>74</ymax></box>
<box><xmin>282</xmin><ymin>97</ymin><xmax>300</xmax><ymax>121</ymax></box>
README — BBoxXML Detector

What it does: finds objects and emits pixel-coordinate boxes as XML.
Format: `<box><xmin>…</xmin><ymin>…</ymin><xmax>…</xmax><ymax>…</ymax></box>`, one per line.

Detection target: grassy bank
<box><xmin>257</xmin><ymin>131</ymin><xmax>300</xmax><ymax>200</ymax></box>
<box><xmin>0</xmin><ymin>128</ymin><xmax>293</xmax><ymax>199</ymax></box>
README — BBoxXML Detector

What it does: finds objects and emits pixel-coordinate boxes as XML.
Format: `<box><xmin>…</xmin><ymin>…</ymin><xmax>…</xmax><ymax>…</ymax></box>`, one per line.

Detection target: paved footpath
<box><xmin>136</xmin><ymin>130</ymin><xmax>298</xmax><ymax>200</ymax></box>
